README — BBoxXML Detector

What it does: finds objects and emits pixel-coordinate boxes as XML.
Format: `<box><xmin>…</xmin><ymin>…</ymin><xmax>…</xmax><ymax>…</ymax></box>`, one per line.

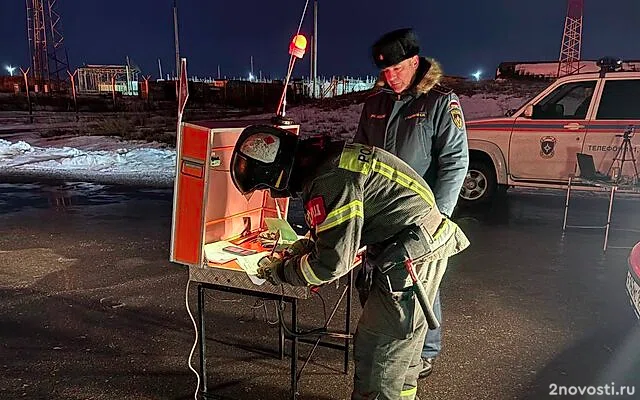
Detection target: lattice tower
<box><xmin>26</xmin><ymin>0</ymin><xmax>69</xmax><ymax>88</ymax></box>
<box><xmin>557</xmin><ymin>0</ymin><xmax>584</xmax><ymax>77</ymax></box>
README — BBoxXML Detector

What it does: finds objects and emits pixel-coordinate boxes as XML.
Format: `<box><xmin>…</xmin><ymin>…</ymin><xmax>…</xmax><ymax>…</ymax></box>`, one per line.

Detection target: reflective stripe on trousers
<box><xmin>401</xmin><ymin>386</ymin><xmax>417</xmax><ymax>399</ymax></box>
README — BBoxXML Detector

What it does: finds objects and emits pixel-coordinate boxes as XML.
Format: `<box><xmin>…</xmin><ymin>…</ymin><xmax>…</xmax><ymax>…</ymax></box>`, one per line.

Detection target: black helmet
<box><xmin>230</xmin><ymin>124</ymin><xmax>299</xmax><ymax>198</ymax></box>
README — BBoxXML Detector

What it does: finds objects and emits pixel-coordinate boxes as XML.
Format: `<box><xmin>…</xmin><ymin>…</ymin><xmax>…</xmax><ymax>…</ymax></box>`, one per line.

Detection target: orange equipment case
<box><xmin>169</xmin><ymin>118</ymin><xmax>313</xmax><ymax>298</ymax></box>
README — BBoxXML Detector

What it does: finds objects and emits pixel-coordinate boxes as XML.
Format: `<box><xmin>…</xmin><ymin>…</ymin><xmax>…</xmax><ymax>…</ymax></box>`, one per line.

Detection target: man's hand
<box><xmin>256</xmin><ymin>256</ymin><xmax>285</xmax><ymax>285</ymax></box>
<box><xmin>285</xmin><ymin>238</ymin><xmax>314</xmax><ymax>257</ymax></box>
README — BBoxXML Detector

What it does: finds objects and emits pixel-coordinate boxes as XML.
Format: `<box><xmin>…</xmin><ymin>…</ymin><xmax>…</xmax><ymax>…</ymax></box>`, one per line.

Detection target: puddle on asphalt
<box><xmin>0</xmin><ymin>181</ymin><xmax>172</xmax><ymax>213</ymax></box>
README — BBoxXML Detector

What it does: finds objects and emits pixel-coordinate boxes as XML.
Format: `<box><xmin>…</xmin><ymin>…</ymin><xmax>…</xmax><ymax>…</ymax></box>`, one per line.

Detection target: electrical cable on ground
<box><xmin>185</xmin><ymin>279</ymin><xmax>201</xmax><ymax>400</ymax></box>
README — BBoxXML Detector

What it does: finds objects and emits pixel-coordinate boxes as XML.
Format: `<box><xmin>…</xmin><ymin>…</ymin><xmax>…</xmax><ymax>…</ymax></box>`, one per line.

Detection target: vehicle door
<box><xmin>583</xmin><ymin>78</ymin><xmax>640</xmax><ymax>180</ymax></box>
<box><xmin>509</xmin><ymin>80</ymin><xmax>597</xmax><ymax>182</ymax></box>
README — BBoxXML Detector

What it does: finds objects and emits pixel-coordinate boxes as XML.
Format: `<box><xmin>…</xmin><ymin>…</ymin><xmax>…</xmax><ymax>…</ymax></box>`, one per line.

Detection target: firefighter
<box><xmin>229</xmin><ymin>124</ymin><xmax>470</xmax><ymax>400</ymax></box>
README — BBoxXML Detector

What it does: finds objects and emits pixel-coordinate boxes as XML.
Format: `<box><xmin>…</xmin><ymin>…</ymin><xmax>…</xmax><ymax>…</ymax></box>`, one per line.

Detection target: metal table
<box><xmin>190</xmin><ymin>263</ymin><xmax>356</xmax><ymax>400</ymax></box>
<box><xmin>562</xmin><ymin>175</ymin><xmax>640</xmax><ymax>251</ymax></box>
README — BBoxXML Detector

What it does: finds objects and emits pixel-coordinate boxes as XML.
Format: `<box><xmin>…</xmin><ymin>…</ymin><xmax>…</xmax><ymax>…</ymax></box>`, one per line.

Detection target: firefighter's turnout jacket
<box><xmin>280</xmin><ymin>141</ymin><xmax>469</xmax><ymax>288</ymax></box>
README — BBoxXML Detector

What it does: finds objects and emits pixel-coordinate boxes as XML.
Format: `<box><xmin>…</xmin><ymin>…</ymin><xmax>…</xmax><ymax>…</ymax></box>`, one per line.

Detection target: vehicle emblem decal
<box><xmin>540</xmin><ymin>136</ymin><xmax>557</xmax><ymax>158</ymax></box>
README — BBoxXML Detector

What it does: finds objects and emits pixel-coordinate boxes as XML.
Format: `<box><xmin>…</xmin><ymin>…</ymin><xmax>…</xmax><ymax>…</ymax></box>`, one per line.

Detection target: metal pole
<box><xmin>67</xmin><ymin>69</ymin><xmax>78</xmax><ymax>121</ymax></box>
<box><xmin>145</xmin><ymin>75</ymin><xmax>151</xmax><ymax>100</ymax></box>
<box><xmin>111</xmin><ymin>74</ymin><xmax>117</xmax><ymax>109</ymax></box>
<box><xmin>309</xmin><ymin>34</ymin><xmax>314</xmax><ymax>93</ymax></box>
<box><xmin>20</xmin><ymin>67</ymin><xmax>33</xmax><ymax>123</ymax></box>
<box><xmin>157</xmin><ymin>58</ymin><xmax>163</xmax><ymax>80</ymax></box>
<box><xmin>125</xmin><ymin>56</ymin><xmax>132</xmax><ymax>96</ymax></box>
<box><xmin>173</xmin><ymin>0</ymin><xmax>180</xmax><ymax>82</ymax></box>
<box><xmin>313</xmin><ymin>0</ymin><xmax>318</xmax><ymax>98</ymax></box>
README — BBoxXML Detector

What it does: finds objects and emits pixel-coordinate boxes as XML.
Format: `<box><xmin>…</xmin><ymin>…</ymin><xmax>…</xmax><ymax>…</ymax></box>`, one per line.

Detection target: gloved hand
<box><xmin>285</xmin><ymin>238</ymin><xmax>314</xmax><ymax>257</ymax></box>
<box><xmin>256</xmin><ymin>256</ymin><xmax>286</xmax><ymax>285</ymax></box>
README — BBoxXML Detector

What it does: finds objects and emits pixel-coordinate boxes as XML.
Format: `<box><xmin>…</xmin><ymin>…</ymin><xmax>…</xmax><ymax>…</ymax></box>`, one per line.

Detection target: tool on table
<box><xmin>268</xmin><ymin>230</ymin><xmax>281</xmax><ymax>258</ymax></box>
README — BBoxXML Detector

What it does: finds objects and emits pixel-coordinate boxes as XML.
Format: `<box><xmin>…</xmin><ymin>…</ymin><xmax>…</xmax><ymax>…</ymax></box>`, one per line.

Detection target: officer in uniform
<box><xmin>354</xmin><ymin>28</ymin><xmax>470</xmax><ymax>378</ymax></box>
<box><xmin>229</xmin><ymin>124</ymin><xmax>470</xmax><ymax>400</ymax></box>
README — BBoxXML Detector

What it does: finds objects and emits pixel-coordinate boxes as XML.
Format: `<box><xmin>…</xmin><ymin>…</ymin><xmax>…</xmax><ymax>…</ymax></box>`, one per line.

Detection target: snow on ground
<box><xmin>0</xmin><ymin>93</ymin><xmax>527</xmax><ymax>187</ymax></box>
<box><xmin>0</xmin><ymin>139</ymin><xmax>176</xmax><ymax>187</ymax></box>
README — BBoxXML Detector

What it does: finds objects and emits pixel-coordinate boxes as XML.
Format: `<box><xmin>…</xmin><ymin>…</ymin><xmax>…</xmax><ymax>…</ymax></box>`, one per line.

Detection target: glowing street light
<box><xmin>472</xmin><ymin>70</ymin><xmax>482</xmax><ymax>81</ymax></box>
<box><xmin>5</xmin><ymin>65</ymin><xmax>16</xmax><ymax>76</ymax></box>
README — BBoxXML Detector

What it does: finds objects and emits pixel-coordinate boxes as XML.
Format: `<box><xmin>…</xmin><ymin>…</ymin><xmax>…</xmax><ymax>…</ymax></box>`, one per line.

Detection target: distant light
<box><xmin>5</xmin><ymin>65</ymin><xmax>16</xmax><ymax>76</ymax></box>
<box><xmin>248</xmin><ymin>72</ymin><xmax>255</xmax><ymax>81</ymax></box>
<box><xmin>472</xmin><ymin>70</ymin><xmax>482</xmax><ymax>81</ymax></box>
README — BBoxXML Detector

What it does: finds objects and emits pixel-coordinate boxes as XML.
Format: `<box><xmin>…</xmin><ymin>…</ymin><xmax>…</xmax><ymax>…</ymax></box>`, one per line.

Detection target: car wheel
<box><xmin>459</xmin><ymin>161</ymin><xmax>497</xmax><ymax>205</ymax></box>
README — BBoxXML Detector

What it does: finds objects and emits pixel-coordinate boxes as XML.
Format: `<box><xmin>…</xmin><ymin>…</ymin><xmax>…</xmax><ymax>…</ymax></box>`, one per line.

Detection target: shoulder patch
<box><xmin>448</xmin><ymin>99</ymin><xmax>465</xmax><ymax>130</ymax></box>
<box><xmin>305</xmin><ymin>196</ymin><xmax>327</xmax><ymax>228</ymax></box>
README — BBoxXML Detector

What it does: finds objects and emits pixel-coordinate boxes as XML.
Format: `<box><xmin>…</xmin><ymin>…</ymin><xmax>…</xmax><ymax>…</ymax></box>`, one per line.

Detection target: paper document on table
<box><xmin>204</xmin><ymin>241</ymin><xmax>267</xmax><ymax>285</ymax></box>
<box><xmin>203</xmin><ymin>241</ymin><xmax>238</xmax><ymax>264</ymax></box>
<box><xmin>264</xmin><ymin>218</ymin><xmax>299</xmax><ymax>244</ymax></box>
<box><xmin>235</xmin><ymin>251</ymin><xmax>269</xmax><ymax>285</ymax></box>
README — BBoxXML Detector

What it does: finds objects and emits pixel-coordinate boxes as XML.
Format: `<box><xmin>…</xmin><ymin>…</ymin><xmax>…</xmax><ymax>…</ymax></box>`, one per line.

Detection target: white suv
<box><xmin>461</xmin><ymin>59</ymin><xmax>640</xmax><ymax>204</ymax></box>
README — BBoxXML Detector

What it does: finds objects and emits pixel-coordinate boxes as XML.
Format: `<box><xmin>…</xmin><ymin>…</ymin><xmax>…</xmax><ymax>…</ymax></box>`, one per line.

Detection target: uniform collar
<box><xmin>375</xmin><ymin>57</ymin><xmax>443</xmax><ymax>98</ymax></box>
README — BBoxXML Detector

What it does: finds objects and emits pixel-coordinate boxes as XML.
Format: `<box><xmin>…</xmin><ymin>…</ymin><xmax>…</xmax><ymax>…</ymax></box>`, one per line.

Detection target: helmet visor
<box><xmin>231</xmin><ymin>152</ymin><xmax>285</xmax><ymax>194</ymax></box>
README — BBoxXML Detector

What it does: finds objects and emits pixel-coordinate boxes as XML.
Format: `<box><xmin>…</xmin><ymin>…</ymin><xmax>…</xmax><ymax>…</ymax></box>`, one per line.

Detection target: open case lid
<box><xmin>170</xmin><ymin>118</ymin><xmax>300</xmax><ymax>268</ymax></box>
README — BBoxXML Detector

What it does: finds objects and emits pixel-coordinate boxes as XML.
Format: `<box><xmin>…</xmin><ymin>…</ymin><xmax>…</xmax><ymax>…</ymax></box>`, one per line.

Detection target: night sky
<box><xmin>1</xmin><ymin>0</ymin><xmax>639</xmax><ymax>80</ymax></box>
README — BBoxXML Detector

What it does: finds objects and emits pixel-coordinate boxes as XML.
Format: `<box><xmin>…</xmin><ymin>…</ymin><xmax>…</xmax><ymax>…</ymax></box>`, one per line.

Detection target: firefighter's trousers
<box><xmin>351</xmin><ymin>257</ymin><xmax>448</xmax><ymax>400</ymax></box>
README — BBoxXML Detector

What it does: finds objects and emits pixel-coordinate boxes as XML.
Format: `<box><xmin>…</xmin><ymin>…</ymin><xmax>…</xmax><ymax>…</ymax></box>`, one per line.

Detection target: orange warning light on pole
<box><xmin>289</xmin><ymin>34</ymin><xmax>307</xmax><ymax>59</ymax></box>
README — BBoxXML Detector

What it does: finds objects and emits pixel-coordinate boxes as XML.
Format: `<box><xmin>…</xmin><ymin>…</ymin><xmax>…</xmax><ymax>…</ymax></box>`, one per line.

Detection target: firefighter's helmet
<box><xmin>230</xmin><ymin>125</ymin><xmax>299</xmax><ymax>198</ymax></box>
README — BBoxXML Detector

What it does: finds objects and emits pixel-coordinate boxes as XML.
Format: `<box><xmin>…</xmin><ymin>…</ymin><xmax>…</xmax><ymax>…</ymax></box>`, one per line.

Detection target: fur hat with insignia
<box><xmin>371</xmin><ymin>28</ymin><xmax>420</xmax><ymax>69</ymax></box>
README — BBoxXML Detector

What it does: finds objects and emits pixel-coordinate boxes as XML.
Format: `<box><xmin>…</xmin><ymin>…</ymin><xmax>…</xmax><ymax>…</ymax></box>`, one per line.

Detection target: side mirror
<box><xmin>523</xmin><ymin>104</ymin><xmax>534</xmax><ymax>118</ymax></box>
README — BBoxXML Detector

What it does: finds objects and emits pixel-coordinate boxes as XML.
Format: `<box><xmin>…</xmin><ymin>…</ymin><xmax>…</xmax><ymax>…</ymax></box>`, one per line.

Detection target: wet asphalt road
<box><xmin>1</xmin><ymin>182</ymin><xmax>640</xmax><ymax>400</ymax></box>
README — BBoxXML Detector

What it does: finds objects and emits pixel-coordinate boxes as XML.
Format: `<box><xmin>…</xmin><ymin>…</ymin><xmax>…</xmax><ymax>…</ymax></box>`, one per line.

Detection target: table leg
<box><xmin>279</xmin><ymin>300</ymin><xmax>285</xmax><ymax>360</ymax></box>
<box><xmin>198</xmin><ymin>284</ymin><xmax>208</xmax><ymax>396</ymax></box>
<box><xmin>563</xmin><ymin>176</ymin><xmax>573</xmax><ymax>231</ymax></box>
<box><xmin>291</xmin><ymin>299</ymin><xmax>298</xmax><ymax>400</ymax></box>
<box><xmin>603</xmin><ymin>186</ymin><xmax>616</xmax><ymax>252</ymax></box>
<box><xmin>344</xmin><ymin>269</ymin><xmax>353</xmax><ymax>374</ymax></box>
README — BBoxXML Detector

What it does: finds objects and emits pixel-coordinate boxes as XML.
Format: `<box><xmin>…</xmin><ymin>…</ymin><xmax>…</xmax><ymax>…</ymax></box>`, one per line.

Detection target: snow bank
<box><xmin>0</xmin><ymin>139</ymin><xmax>175</xmax><ymax>187</ymax></box>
